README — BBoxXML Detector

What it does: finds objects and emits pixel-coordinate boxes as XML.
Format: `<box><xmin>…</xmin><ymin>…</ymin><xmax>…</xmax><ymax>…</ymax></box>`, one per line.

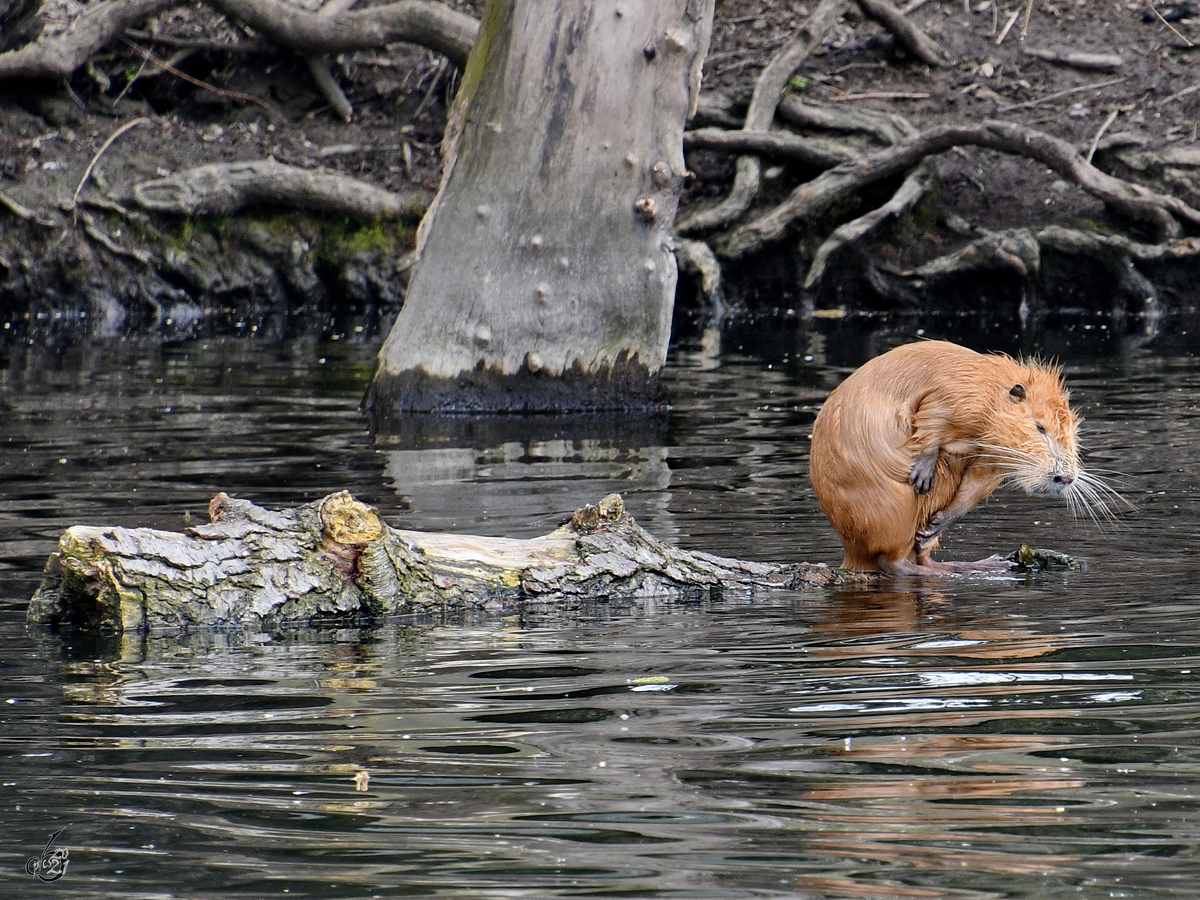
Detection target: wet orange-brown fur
<box><xmin>809</xmin><ymin>341</ymin><xmax>1079</xmax><ymax>574</ymax></box>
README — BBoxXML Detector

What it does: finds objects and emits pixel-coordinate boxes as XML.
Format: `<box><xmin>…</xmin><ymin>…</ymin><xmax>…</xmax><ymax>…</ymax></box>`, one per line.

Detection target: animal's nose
<box><xmin>1054</xmin><ymin>473</ymin><xmax>1074</xmax><ymax>485</ymax></box>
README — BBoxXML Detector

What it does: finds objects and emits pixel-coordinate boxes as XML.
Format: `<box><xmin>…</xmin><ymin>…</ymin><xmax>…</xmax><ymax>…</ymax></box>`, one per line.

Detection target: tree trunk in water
<box><xmin>366</xmin><ymin>0</ymin><xmax>714</xmax><ymax>418</ymax></box>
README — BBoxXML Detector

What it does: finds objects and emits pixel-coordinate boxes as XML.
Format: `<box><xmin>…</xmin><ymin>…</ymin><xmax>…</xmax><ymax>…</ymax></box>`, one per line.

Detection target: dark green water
<box><xmin>3</xmin><ymin>319</ymin><xmax>1199</xmax><ymax>898</ymax></box>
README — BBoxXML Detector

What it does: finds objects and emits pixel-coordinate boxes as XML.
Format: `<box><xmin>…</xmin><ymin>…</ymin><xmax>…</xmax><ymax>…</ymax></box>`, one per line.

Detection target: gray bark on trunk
<box><xmin>367</xmin><ymin>0</ymin><xmax>715</xmax><ymax>417</ymax></box>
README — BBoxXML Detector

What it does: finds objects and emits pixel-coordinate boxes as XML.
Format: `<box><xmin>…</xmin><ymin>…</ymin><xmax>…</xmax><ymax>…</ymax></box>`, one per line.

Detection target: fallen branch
<box><xmin>804</xmin><ymin>160</ymin><xmax>933</xmax><ymax>288</ymax></box>
<box><xmin>855</xmin><ymin>0</ymin><xmax>948</xmax><ymax>66</ymax></box>
<box><xmin>27</xmin><ymin>492</ymin><xmax>857</xmax><ymax>631</ymax></box>
<box><xmin>132</xmin><ymin>159</ymin><xmax>430</xmax><ymax>219</ymax></box>
<box><xmin>1021</xmin><ymin>46</ymin><xmax>1123</xmax><ymax>71</ymax></box>
<box><xmin>718</xmin><ymin>120</ymin><xmax>1199</xmax><ymax>259</ymax></box>
<box><xmin>675</xmin><ymin>0</ymin><xmax>849</xmax><ymax>234</ymax></box>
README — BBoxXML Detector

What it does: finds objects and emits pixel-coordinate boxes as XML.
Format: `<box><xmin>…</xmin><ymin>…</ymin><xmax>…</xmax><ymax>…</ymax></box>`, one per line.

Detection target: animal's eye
<box><xmin>1036</xmin><ymin>422</ymin><xmax>1047</xmax><ymax>434</ymax></box>
<box><xmin>1009</xmin><ymin>384</ymin><xmax>1027</xmax><ymax>401</ymax></box>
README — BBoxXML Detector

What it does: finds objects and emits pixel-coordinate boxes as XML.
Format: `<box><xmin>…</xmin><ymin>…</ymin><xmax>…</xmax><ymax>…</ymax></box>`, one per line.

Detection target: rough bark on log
<box><xmin>367</xmin><ymin>0</ymin><xmax>715</xmax><ymax>416</ymax></box>
<box><xmin>132</xmin><ymin>160</ymin><xmax>430</xmax><ymax>219</ymax></box>
<box><xmin>27</xmin><ymin>492</ymin><xmax>859</xmax><ymax>632</ymax></box>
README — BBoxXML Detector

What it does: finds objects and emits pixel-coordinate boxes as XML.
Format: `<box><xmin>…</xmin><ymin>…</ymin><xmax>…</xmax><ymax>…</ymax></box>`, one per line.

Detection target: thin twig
<box><xmin>120</xmin><ymin>37</ymin><xmax>282</xmax><ymax>117</ymax></box>
<box><xmin>1000</xmin><ymin>75</ymin><xmax>1128</xmax><ymax>112</ymax></box>
<box><xmin>1161</xmin><ymin>82</ymin><xmax>1200</xmax><ymax>106</ymax></box>
<box><xmin>110</xmin><ymin>46</ymin><xmax>151</xmax><ymax>105</ymax></box>
<box><xmin>990</xmin><ymin>0</ymin><xmax>998</xmax><ymax>35</ymax></box>
<box><xmin>1144</xmin><ymin>0</ymin><xmax>1195</xmax><ymax>47</ymax></box>
<box><xmin>411</xmin><ymin>57</ymin><xmax>447</xmax><ymax>120</ymax></box>
<box><xmin>831</xmin><ymin>91</ymin><xmax>932</xmax><ymax>101</ymax></box>
<box><xmin>898</xmin><ymin>0</ymin><xmax>931</xmax><ymax>11</ymax></box>
<box><xmin>71</xmin><ymin>117</ymin><xmax>150</xmax><ymax>212</ymax></box>
<box><xmin>996</xmin><ymin>10</ymin><xmax>1019</xmax><ymax>44</ymax></box>
<box><xmin>1019</xmin><ymin>0</ymin><xmax>1035</xmax><ymax>40</ymax></box>
<box><xmin>1085</xmin><ymin>109</ymin><xmax>1120</xmax><ymax>164</ymax></box>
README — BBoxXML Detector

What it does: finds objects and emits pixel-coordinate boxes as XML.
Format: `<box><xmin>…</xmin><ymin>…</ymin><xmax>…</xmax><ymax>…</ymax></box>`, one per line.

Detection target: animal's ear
<box><xmin>1009</xmin><ymin>384</ymin><xmax>1026</xmax><ymax>401</ymax></box>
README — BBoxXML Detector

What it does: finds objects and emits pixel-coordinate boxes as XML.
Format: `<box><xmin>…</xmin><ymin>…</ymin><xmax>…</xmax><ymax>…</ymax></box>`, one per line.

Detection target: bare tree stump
<box><xmin>367</xmin><ymin>0</ymin><xmax>716</xmax><ymax>416</ymax></box>
<box><xmin>28</xmin><ymin>492</ymin><xmax>860</xmax><ymax>632</ymax></box>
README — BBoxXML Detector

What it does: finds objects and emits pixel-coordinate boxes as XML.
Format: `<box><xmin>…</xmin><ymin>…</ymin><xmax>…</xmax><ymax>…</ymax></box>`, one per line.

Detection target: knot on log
<box><xmin>317</xmin><ymin>492</ymin><xmax>384</xmax><ymax>580</ymax></box>
<box><xmin>320</xmin><ymin>492</ymin><xmax>384</xmax><ymax>544</ymax></box>
<box><xmin>569</xmin><ymin>493</ymin><xmax>626</xmax><ymax>532</ymax></box>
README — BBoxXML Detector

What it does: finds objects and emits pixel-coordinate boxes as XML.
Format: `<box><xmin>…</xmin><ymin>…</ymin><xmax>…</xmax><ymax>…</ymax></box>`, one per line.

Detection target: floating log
<box><xmin>27</xmin><ymin>492</ymin><xmax>863</xmax><ymax>632</ymax></box>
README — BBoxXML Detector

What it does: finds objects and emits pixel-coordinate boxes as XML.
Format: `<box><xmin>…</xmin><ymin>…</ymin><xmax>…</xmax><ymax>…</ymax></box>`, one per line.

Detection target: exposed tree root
<box><xmin>675</xmin><ymin>0</ymin><xmax>849</xmax><ymax>234</ymax></box>
<box><xmin>28</xmin><ymin>492</ymin><xmax>860</xmax><ymax>631</ymax></box>
<box><xmin>719</xmin><ymin>120</ymin><xmax>1200</xmax><ymax>259</ymax></box>
<box><xmin>674</xmin><ymin>237</ymin><xmax>726</xmax><ymax>320</ymax></box>
<box><xmin>776</xmin><ymin>95</ymin><xmax>918</xmax><ymax>145</ymax></box>
<box><xmin>864</xmin><ymin>224</ymin><xmax>1199</xmax><ymax>323</ymax></box>
<box><xmin>0</xmin><ymin>0</ymin><xmax>176</xmax><ymax>80</ymax></box>
<box><xmin>684</xmin><ymin>127</ymin><xmax>856</xmax><ymax>169</ymax></box>
<box><xmin>0</xmin><ymin>0</ymin><xmax>478</xmax><ymax>82</ymax></box>
<box><xmin>804</xmin><ymin>160</ymin><xmax>933</xmax><ymax>288</ymax></box>
<box><xmin>132</xmin><ymin>159</ymin><xmax>430</xmax><ymax>219</ymax></box>
<box><xmin>304</xmin><ymin>0</ymin><xmax>362</xmax><ymax>124</ymax></box>
<box><xmin>207</xmin><ymin>0</ymin><xmax>477</xmax><ymax>67</ymax></box>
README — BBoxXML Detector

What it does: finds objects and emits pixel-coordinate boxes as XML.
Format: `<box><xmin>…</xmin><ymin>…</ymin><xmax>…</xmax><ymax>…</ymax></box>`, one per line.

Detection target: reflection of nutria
<box><xmin>810</xmin><ymin>340</ymin><xmax>1113</xmax><ymax>574</ymax></box>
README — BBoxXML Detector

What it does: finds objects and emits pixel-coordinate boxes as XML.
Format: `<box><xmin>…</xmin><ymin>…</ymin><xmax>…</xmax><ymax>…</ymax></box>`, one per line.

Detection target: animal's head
<box><xmin>981</xmin><ymin>358</ymin><xmax>1119</xmax><ymax>525</ymax></box>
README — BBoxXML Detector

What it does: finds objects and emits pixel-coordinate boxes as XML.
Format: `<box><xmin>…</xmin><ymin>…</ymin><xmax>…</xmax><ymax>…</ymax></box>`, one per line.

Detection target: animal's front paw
<box><xmin>908</xmin><ymin>454</ymin><xmax>937</xmax><ymax>494</ymax></box>
<box><xmin>916</xmin><ymin>511</ymin><xmax>946</xmax><ymax>544</ymax></box>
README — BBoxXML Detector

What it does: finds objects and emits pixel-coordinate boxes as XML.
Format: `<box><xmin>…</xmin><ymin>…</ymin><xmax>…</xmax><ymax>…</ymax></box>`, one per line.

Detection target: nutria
<box><xmin>809</xmin><ymin>340</ymin><xmax>1111</xmax><ymax>574</ymax></box>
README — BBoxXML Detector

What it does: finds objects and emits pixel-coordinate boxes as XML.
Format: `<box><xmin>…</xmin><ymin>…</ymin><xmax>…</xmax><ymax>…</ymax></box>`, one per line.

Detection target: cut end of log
<box><xmin>570</xmin><ymin>494</ymin><xmax>626</xmax><ymax>532</ymax></box>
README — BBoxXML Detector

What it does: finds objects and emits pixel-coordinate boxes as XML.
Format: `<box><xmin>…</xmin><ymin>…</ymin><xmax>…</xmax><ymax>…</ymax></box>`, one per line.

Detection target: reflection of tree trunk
<box><xmin>381</xmin><ymin>441</ymin><xmax>673</xmax><ymax>538</ymax></box>
<box><xmin>367</xmin><ymin>0</ymin><xmax>715</xmax><ymax>418</ymax></box>
<box><xmin>28</xmin><ymin>491</ymin><xmax>859</xmax><ymax>632</ymax></box>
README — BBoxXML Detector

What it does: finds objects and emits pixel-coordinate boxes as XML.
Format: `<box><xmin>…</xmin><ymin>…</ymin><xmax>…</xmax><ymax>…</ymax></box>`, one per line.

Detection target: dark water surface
<box><xmin>3</xmin><ymin>320</ymin><xmax>1200</xmax><ymax>898</ymax></box>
